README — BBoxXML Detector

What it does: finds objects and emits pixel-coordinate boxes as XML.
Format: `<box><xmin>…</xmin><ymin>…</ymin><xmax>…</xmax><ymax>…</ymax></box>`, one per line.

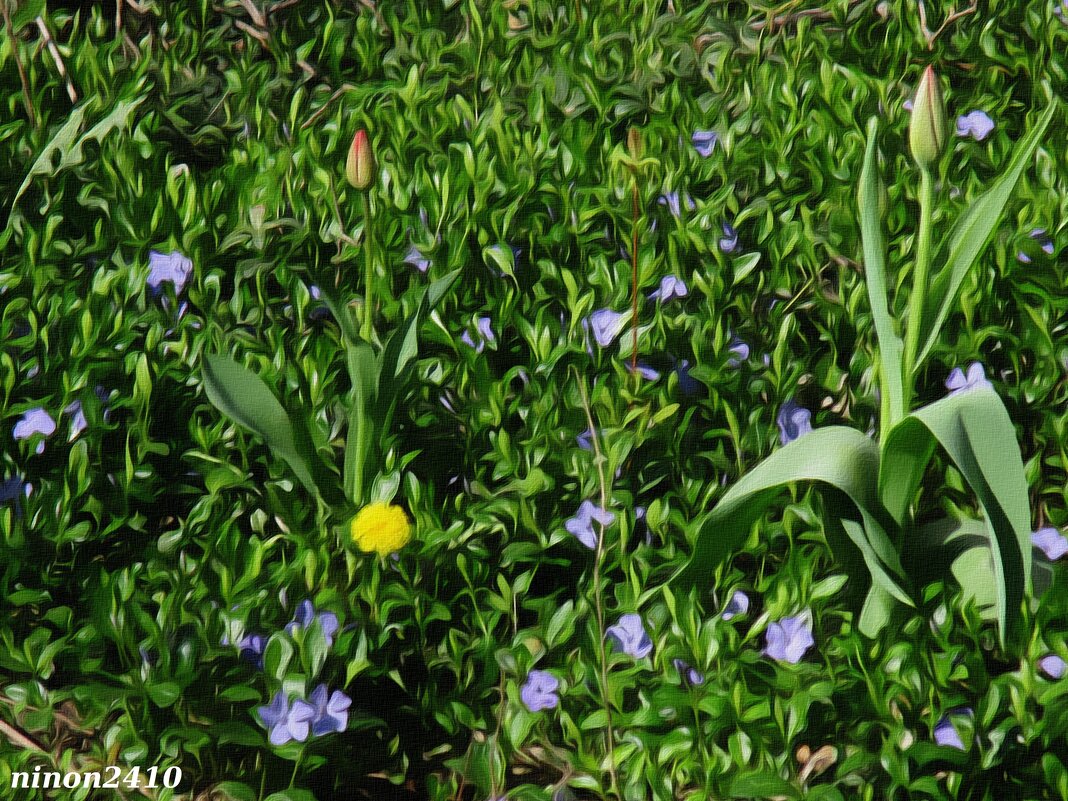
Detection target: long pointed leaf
<box><xmin>857</xmin><ymin>116</ymin><xmax>905</xmax><ymax>428</ymax></box>
<box><xmin>915</xmin><ymin>99</ymin><xmax>1057</xmax><ymax>367</ymax></box>
<box><xmin>882</xmin><ymin>389</ymin><xmax>1032</xmax><ymax>649</ymax></box>
<box><xmin>673</xmin><ymin>427</ymin><xmax>910</xmax><ymax>607</ymax></box>
<box><xmin>202</xmin><ymin>354</ymin><xmax>321</xmax><ymax>499</ymax></box>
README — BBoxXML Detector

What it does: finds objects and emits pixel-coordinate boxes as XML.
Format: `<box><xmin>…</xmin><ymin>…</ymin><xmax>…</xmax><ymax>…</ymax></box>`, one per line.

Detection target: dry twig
<box><xmin>35</xmin><ymin>15</ymin><xmax>78</xmax><ymax>103</ymax></box>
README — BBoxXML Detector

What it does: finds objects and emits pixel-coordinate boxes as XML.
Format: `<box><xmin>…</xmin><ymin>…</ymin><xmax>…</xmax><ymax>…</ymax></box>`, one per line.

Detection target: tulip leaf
<box><xmin>881</xmin><ymin>388</ymin><xmax>1031</xmax><ymax>648</ymax></box>
<box><xmin>202</xmin><ymin>354</ymin><xmax>323</xmax><ymax>500</ymax></box>
<box><xmin>915</xmin><ymin>99</ymin><xmax>1057</xmax><ymax>369</ymax></box>
<box><xmin>857</xmin><ymin>116</ymin><xmax>905</xmax><ymax>431</ymax></box>
<box><xmin>673</xmin><ymin>427</ymin><xmax>910</xmax><ymax>609</ymax></box>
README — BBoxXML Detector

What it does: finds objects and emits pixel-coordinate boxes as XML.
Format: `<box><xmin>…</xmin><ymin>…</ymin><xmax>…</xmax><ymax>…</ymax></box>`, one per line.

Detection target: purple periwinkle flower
<box><xmin>777</xmin><ymin>400</ymin><xmax>812</xmax><ymax>445</ymax></box>
<box><xmin>404</xmin><ymin>244</ymin><xmax>432</xmax><ymax>273</ymax></box>
<box><xmin>719</xmin><ymin>223</ymin><xmax>739</xmax><ymax>254</ymax></box>
<box><xmin>1019</xmin><ymin>228</ymin><xmax>1055</xmax><ymax>263</ymax></box>
<box><xmin>631</xmin><ymin>361</ymin><xmax>660</xmax><ymax>381</ymax></box>
<box><xmin>13</xmin><ymin>407</ymin><xmax>56</xmax><ymax>454</ymax></box>
<box><xmin>257</xmin><ymin>691</ymin><xmax>316</xmax><ymax>746</ymax></box>
<box><xmin>675</xmin><ymin>359</ymin><xmax>701</xmax><ymax>396</ymax></box>
<box><xmin>658</xmin><ymin>191</ymin><xmax>695</xmax><ymax>219</ymax></box>
<box><xmin>576</xmin><ymin>428</ymin><xmax>594</xmax><ymax>451</ymax></box>
<box><xmin>606</xmin><ymin>613</ymin><xmax>653</xmax><ymax>659</ymax></box>
<box><xmin>461</xmin><ymin>316</ymin><xmax>497</xmax><ymax>354</ymax></box>
<box><xmin>649</xmin><ymin>274</ymin><xmax>688</xmax><ymax>303</ymax></box>
<box><xmin>1032</xmin><ymin>527</ymin><xmax>1068</xmax><ymax>560</ymax></box>
<box><xmin>956</xmin><ymin>111</ymin><xmax>995</xmax><ymax>141</ymax></box>
<box><xmin>0</xmin><ymin>477</ymin><xmax>29</xmax><ymax>504</ymax></box>
<box><xmin>238</xmin><ymin>633</ymin><xmax>265</xmax><ymax>668</ymax></box>
<box><xmin>566</xmin><ymin>500</ymin><xmax>615</xmax><ymax>549</ymax></box>
<box><xmin>672</xmin><ymin>658</ymin><xmax>705</xmax><ymax>687</ymax></box>
<box><xmin>933</xmin><ymin>709</ymin><xmax>972</xmax><ymax>749</ymax></box>
<box><xmin>692</xmin><ymin>129</ymin><xmax>718</xmax><ymax>157</ymax></box>
<box><xmin>727</xmin><ymin>336</ymin><xmax>750</xmax><ymax>367</ymax></box>
<box><xmin>903</xmin><ymin>98</ymin><xmax>914</xmax><ymax>112</ymax></box>
<box><xmin>1040</xmin><ymin>654</ymin><xmax>1067</xmax><ymax>679</ymax></box>
<box><xmin>722</xmin><ymin>590</ymin><xmax>750</xmax><ymax>620</ymax></box>
<box><xmin>147</xmin><ymin>250</ymin><xmax>194</xmax><ymax>294</ymax></box>
<box><xmin>763</xmin><ymin>612</ymin><xmax>814</xmax><ymax>664</ymax></box>
<box><xmin>586</xmin><ymin>309</ymin><xmax>629</xmax><ymax>348</ymax></box>
<box><xmin>945</xmin><ymin>362</ymin><xmax>992</xmax><ymax>395</ymax></box>
<box><xmin>307</xmin><ymin>683</ymin><xmax>352</xmax><ymax>736</ymax></box>
<box><xmin>520</xmin><ymin>669</ymin><xmax>560</xmax><ymax>712</ymax></box>
<box><xmin>285</xmin><ymin>600</ymin><xmax>340</xmax><ymax>648</ymax></box>
<box><xmin>66</xmin><ymin>400</ymin><xmax>87</xmax><ymax>440</ymax></box>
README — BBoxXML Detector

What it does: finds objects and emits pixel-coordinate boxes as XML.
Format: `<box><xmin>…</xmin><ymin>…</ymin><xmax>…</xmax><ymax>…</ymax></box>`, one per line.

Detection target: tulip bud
<box><xmin>346</xmin><ymin>129</ymin><xmax>375</xmax><ymax>189</ymax></box>
<box><xmin>908</xmin><ymin>66</ymin><xmax>946</xmax><ymax>170</ymax></box>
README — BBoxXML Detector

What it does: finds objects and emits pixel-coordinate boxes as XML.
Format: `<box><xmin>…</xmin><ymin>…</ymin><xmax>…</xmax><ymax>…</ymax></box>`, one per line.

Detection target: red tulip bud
<box><xmin>346</xmin><ymin>129</ymin><xmax>375</xmax><ymax>189</ymax></box>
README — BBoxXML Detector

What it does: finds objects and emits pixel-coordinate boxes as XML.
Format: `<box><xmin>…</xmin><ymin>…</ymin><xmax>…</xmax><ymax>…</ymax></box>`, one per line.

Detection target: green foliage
<box><xmin>2</xmin><ymin>1</ymin><xmax>1068</xmax><ymax>800</ymax></box>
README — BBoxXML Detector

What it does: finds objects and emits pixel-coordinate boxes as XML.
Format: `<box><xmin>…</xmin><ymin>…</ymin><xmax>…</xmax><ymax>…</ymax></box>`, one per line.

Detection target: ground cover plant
<box><xmin>2</xmin><ymin>1</ymin><xmax>1068</xmax><ymax>800</ymax></box>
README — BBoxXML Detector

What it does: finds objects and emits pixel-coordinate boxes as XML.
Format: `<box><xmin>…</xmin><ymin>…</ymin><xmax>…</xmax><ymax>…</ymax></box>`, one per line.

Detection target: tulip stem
<box><xmin>902</xmin><ymin>167</ymin><xmax>935</xmax><ymax>410</ymax></box>
<box><xmin>361</xmin><ymin>192</ymin><xmax>375</xmax><ymax>341</ymax></box>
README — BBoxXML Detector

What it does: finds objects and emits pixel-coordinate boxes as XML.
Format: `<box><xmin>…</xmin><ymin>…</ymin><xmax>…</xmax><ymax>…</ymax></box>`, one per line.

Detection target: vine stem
<box><xmin>630</xmin><ymin>174</ymin><xmax>640</xmax><ymax>379</ymax></box>
<box><xmin>573</xmin><ymin>369</ymin><xmax>620</xmax><ymax>801</ymax></box>
<box><xmin>902</xmin><ymin>167</ymin><xmax>935</xmax><ymax>410</ymax></box>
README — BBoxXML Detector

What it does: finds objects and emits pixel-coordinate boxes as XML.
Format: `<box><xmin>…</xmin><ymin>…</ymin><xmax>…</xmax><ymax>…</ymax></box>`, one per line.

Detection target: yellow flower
<box><xmin>349</xmin><ymin>502</ymin><xmax>412</xmax><ymax>556</ymax></box>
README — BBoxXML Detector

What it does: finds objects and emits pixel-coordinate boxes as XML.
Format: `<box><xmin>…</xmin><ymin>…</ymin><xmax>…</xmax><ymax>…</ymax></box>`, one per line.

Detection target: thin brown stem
<box><xmin>573</xmin><ymin>370</ymin><xmax>620</xmax><ymax>800</ymax></box>
<box><xmin>35</xmin><ymin>15</ymin><xmax>78</xmax><ymax>103</ymax></box>
<box><xmin>630</xmin><ymin>176</ymin><xmax>639</xmax><ymax>378</ymax></box>
<box><xmin>3</xmin><ymin>2</ymin><xmax>36</xmax><ymax>126</ymax></box>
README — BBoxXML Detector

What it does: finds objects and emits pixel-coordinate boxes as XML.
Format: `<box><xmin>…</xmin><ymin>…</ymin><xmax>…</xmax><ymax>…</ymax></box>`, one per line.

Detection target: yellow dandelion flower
<box><xmin>350</xmin><ymin>502</ymin><xmax>412</xmax><ymax>556</ymax></box>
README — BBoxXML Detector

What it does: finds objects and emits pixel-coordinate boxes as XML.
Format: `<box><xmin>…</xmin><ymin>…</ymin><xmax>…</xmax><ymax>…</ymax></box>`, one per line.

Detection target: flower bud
<box><xmin>346</xmin><ymin>129</ymin><xmax>375</xmax><ymax>189</ymax></box>
<box><xmin>908</xmin><ymin>66</ymin><xmax>946</xmax><ymax>170</ymax></box>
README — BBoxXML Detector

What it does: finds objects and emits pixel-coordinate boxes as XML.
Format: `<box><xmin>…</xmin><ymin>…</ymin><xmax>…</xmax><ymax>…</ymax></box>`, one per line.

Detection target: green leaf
<box><xmin>914</xmin><ymin>517</ymin><xmax>998</xmax><ymax>617</ymax></box>
<box><xmin>262</xmin><ymin>634</ymin><xmax>294</xmax><ymax>682</ymax></box>
<box><xmin>264</xmin><ymin>791</ymin><xmax>319</xmax><ymax>801</ymax></box>
<box><xmin>729</xmin><ymin>772</ymin><xmax>800</xmax><ymax>799</ymax></box>
<box><xmin>673</xmin><ymin>427</ymin><xmax>910</xmax><ymax>609</ymax></box>
<box><xmin>915</xmin><ymin>99</ymin><xmax>1057</xmax><ymax>368</ymax></box>
<box><xmin>9</xmin><ymin>0</ymin><xmax>47</xmax><ymax>31</ymax></box>
<box><xmin>209</xmin><ymin>782</ymin><xmax>258</xmax><ymax>801</ymax></box>
<box><xmin>146</xmin><ymin>681</ymin><xmax>180</xmax><ymax>708</ymax></box>
<box><xmin>202</xmin><ymin>354</ymin><xmax>322</xmax><ymax>500</ymax></box>
<box><xmin>857</xmin><ymin>116</ymin><xmax>905</xmax><ymax>429</ymax></box>
<box><xmin>881</xmin><ymin>388</ymin><xmax>1032</xmax><ymax>648</ymax></box>
<box><xmin>10</xmin><ymin>93</ymin><xmax>147</xmax><ymax>210</ymax></box>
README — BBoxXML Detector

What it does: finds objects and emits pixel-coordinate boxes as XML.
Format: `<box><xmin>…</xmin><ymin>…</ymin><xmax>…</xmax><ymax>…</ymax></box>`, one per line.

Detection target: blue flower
<box><xmin>727</xmin><ymin>336</ymin><xmax>750</xmax><ymax>367</ymax></box>
<box><xmin>586</xmin><ymin>309</ymin><xmax>629</xmax><ymax>348</ymax></box>
<box><xmin>306</xmin><ymin>684</ymin><xmax>352</xmax><ymax>736</ymax></box>
<box><xmin>285</xmin><ymin>600</ymin><xmax>340</xmax><ymax>648</ymax></box>
<box><xmin>1040</xmin><ymin>654</ymin><xmax>1067</xmax><ymax>679</ymax></box>
<box><xmin>238</xmin><ymin>633</ymin><xmax>265</xmax><ymax>668</ymax></box>
<box><xmin>722</xmin><ymin>590</ymin><xmax>750</xmax><ymax>620</ymax></box>
<box><xmin>0</xmin><ymin>477</ymin><xmax>30</xmax><ymax>513</ymax></box>
<box><xmin>692</xmin><ymin>130</ymin><xmax>718</xmax><ymax>157</ymax></box>
<box><xmin>763</xmin><ymin>612</ymin><xmax>814</xmax><ymax>664</ymax></box>
<box><xmin>630</xmin><ymin>361</ymin><xmax>660</xmax><ymax>381</ymax></box>
<box><xmin>257</xmin><ymin>691</ymin><xmax>316</xmax><ymax>746</ymax></box>
<box><xmin>520</xmin><ymin>669</ymin><xmax>560</xmax><ymax>712</ymax></box>
<box><xmin>933</xmin><ymin>708</ymin><xmax>972</xmax><ymax>749</ymax></box>
<box><xmin>1032</xmin><ymin>527</ymin><xmax>1068</xmax><ymax>560</ymax></box>
<box><xmin>945</xmin><ymin>362</ymin><xmax>992</xmax><ymax>395</ymax></box>
<box><xmin>606</xmin><ymin>613</ymin><xmax>653</xmax><ymax>659</ymax></box>
<box><xmin>461</xmin><ymin>316</ymin><xmax>497</xmax><ymax>353</ymax></box>
<box><xmin>576</xmin><ymin>428</ymin><xmax>594</xmax><ymax>450</ymax></box>
<box><xmin>404</xmin><ymin>244</ymin><xmax>432</xmax><ymax>273</ymax></box>
<box><xmin>674</xmin><ymin>359</ymin><xmax>701</xmax><ymax>396</ymax></box>
<box><xmin>566</xmin><ymin>500</ymin><xmax>615</xmax><ymax>549</ymax></box>
<box><xmin>66</xmin><ymin>400</ymin><xmax>87</xmax><ymax>440</ymax></box>
<box><xmin>147</xmin><ymin>250</ymin><xmax>194</xmax><ymax>294</ymax></box>
<box><xmin>956</xmin><ymin>111</ymin><xmax>994</xmax><ymax>141</ymax></box>
<box><xmin>658</xmin><ymin>191</ymin><xmax>695</xmax><ymax>219</ymax></box>
<box><xmin>649</xmin><ymin>274</ymin><xmax>688</xmax><ymax>303</ymax></box>
<box><xmin>777</xmin><ymin>400</ymin><xmax>812</xmax><ymax>445</ymax></box>
<box><xmin>719</xmin><ymin>223</ymin><xmax>739</xmax><ymax>254</ymax></box>
<box><xmin>13</xmin><ymin>407</ymin><xmax>56</xmax><ymax>454</ymax></box>
<box><xmin>672</xmin><ymin>658</ymin><xmax>705</xmax><ymax>687</ymax></box>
